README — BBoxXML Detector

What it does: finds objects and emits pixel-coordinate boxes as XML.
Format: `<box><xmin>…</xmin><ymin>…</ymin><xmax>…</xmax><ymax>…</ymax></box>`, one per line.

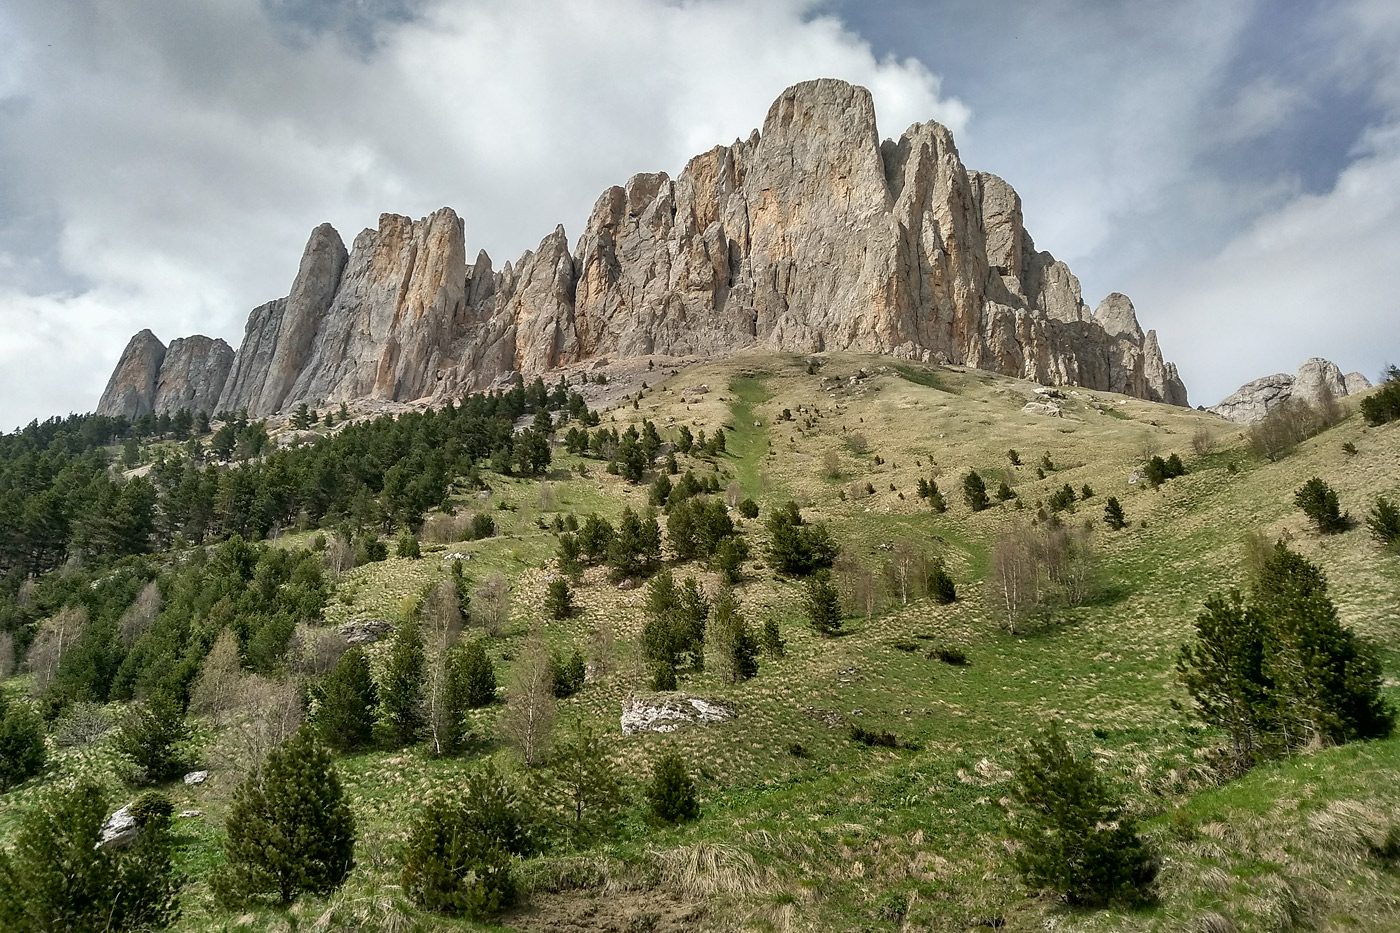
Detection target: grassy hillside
<box><xmin>3</xmin><ymin>351</ymin><xmax>1398</xmax><ymax>932</ymax></box>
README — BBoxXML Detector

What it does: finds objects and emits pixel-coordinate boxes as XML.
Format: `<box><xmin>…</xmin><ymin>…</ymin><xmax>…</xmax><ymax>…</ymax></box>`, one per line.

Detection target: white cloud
<box><xmin>0</xmin><ymin>0</ymin><xmax>964</xmax><ymax>428</ymax></box>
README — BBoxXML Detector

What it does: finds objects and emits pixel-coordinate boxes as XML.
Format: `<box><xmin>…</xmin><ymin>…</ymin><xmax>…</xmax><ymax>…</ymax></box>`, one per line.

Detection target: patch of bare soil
<box><xmin>508</xmin><ymin>890</ymin><xmax>706</xmax><ymax>932</ymax></box>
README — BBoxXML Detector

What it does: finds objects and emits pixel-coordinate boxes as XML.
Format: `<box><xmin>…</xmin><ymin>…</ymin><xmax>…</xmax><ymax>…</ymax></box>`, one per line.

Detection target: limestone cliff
<box><xmin>96</xmin><ymin>330</ymin><xmax>233</xmax><ymax>418</ymax></box>
<box><xmin>99</xmin><ymin>78</ymin><xmax>1191</xmax><ymax>416</ymax></box>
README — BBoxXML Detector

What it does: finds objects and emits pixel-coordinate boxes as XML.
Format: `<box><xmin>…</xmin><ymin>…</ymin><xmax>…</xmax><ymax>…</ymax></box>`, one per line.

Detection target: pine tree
<box><xmin>761</xmin><ymin>618</ymin><xmax>785</xmax><ymax>658</ymax></box>
<box><xmin>0</xmin><ymin>694</ymin><xmax>46</xmax><ymax>791</ymax></box>
<box><xmin>458</xmin><ymin>640</ymin><xmax>498</xmax><ymax>708</ymax></box>
<box><xmin>1104</xmin><ymin>496</ymin><xmax>1127</xmax><ymax>531</ymax></box>
<box><xmin>647</xmin><ymin>752</ymin><xmax>700</xmax><ymax>824</ymax></box>
<box><xmin>804</xmin><ymin>571</ymin><xmax>843</xmax><ymax>636</ymax></box>
<box><xmin>927</xmin><ymin>558</ymin><xmax>958</xmax><ymax>604</ymax></box>
<box><xmin>382</xmin><ymin>616</ymin><xmax>425</xmax><ymax>745</ymax></box>
<box><xmin>114</xmin><ymin>695</ymin><xmax>193</xmax><ymax>785</ymax></box>
<box><xmin>1368</xmin><ymin>495</ymin><xmax>1400</xmax><ymax>550</ymax></box>
<box><xmin>1005</xmin><ymin>723</ymin><xmax>1156</xmax><ymax>907</ymax></box>
<box><xmin>544</xmin><ymin>577</ymin><xmax>575</xmax><ymax>620</ymax></box>
<box><xmin>401</xmin><ymin>764</ymin><xmax>535</xmax><ymax>917</ymax></box>
<box><xmin>395</xmin><ymin>527</ymin><xmax>421</xmax><ymax>558</ymax></box>
<box><xmin>542</xmin><ymin>722</ymin><xmax>624</xmax><ymax>845</ymax></box>
<box><xmin>1295</xmin><ymin>477</ymin><xmax>1348</xmax><ymax>534</ymax></box>
<box><xmin>216</xmin><ymin>729</ymin><xmax>355</xmax><ymax>906</ymax></box>
<box><xmin>311</xmin><ymin>646</ymin><xmax>377</xmax><ymax>752</ymax></box>
<box><xmin>711</xmin><ymin>588</ymin><xmax>759</xmax><ymax>683</ymax></box>
<box><xmin>962</xmin><ymin>470</ymin><xmax>989</xmax><ymax>512</ymax></box>
<box><xmin>927</xmin><ymin>479</ymin><xmax>947</xmax><ymax>513</ymax></box>
<box><xmin>0</xmin><ymin>780</ymin><xmax>181</xmax><ymax>931</ymax></box>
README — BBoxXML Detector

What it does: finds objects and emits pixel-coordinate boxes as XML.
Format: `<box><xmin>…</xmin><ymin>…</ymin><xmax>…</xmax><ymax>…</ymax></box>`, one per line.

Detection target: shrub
<box><xmin>649</xmin><ymin>661</ymin><xmax>678</xmax><ymax>691</ymax></box>
<box><xmin>962</xmin><ymin>470</ymin><xmax>989</xmax><ymax>512</ymax></box>
<box><xmin>1295</xmin><ymin>477</ymin><xmax>1348</xmax><ymax>534</ymax></box>
<box><xmin>311</xmin><ymin>646</ymin><xmax>377</xmax><ymax>752</ymax></box>
<box><xmin>737</xmin><ymin>497</ymin><xmax>759</xmax><ymax>518</ymax></box>
<box><xmin>1007</xmin><ymin>449</ymin><xmax>1021</xmax><ymax>466</ymax></box>
<box><xmin>1047</xmin><ymin>484</ymin><xmax>1076</xmax><ymax>512</ymax></box>
<box><xmin>1359</xmin><ymin>365</ymin><xmax>1400</xmax><ymax>425</ymax></box>
<box><xmin>1367</xmin><ymin>495</ymin><xmax>1400</xmax><ymax>550</ymax></box>
<box><xmin>849</xmin><ymin>725</ymin><xmax>902</xmax><ymax>748</ymax></box>
<box><xmin>0</xmin><ymin>780</ymin><xmax>180</xmax><ymax>931</ymax></box>
<box><xmin>760</xmin><ymin>618</ymin><xmax>785</xmax><ymax>658</ymax></box>
<box><xmin>995</xmin><ymin>481</ymin><xmax>1015</xmax><ymax>502</ymax></box>
<box><xmin>0</xmin><ymin>695</ymin><xmax>46</xmax><ymax>791</ymax></box>
<box><xmin>646</xmin><ymin>752</ymin><xmax>699</xmax><ymax>824</ymax></box>
<box><xmin>114</xmin><ymin>695</ymin><xmax>193</xmax><ymax>785</ymax></box>
<box><xmin>711</xmin><ymin>589</ymin><xmax>759</xmax><ymax>683</ymax></box>
<box><xmin>216</xmin><ymin>730</ymin><xmax>355</xmax><ymax>906</ymax></box>
<box><xmin>931</xmin><ymin>646</ymin><xmax>968</xmax><ymax>666</ymax></box>
<box><xmin>401</xmin><ymin>764</ymin><xmax>535</xmax><ymax>917</ymax></box>
<box><xmin>1005</xmin><ymin>723</ymin><xmax>1156</xmax><ymax>907</ymax></box>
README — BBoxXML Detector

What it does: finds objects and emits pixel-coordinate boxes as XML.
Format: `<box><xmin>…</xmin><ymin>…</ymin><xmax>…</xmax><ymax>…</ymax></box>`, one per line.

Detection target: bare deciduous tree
<box><xmin>287</xmin><ymin>623</ymin><xmax>347</xmax><ymax>677</ymax></box>
<box><xmin>25</xmin><ymin>605</ymin><xmax>88</xmax><ymax>695</ymax></box>
<box><xmin>423</xmin><ymin>581</ymin><xmax>465</xmax><ymax>756</ymax></box>
<box><xmin>589</xmin><ymin>620</ymin><xmax>615</xmax><ymax>679</ymax></box>
<box><xmin>991</xmin><ymin>530</ymin><xmax>1039</xmax><ymax>634</ymax></box>
<box><xmin>0</xmin><ymin>632</ymin><xmax>14</xmax><ymax>679</ymax></box>
<box><xmin>835</xmin><ymin>555</ymin><xmax>884</xmax><ymax>620</ymax></box>
<box><xmin>119</xmin><ymin>581</ymin><xmax>162</xmax><ymax>649</ymax></box>
<box><xmin>190</xmin><ymin>630</ymin><xmax>245</xmax><ymax>721</ymax></box>
<box><xmin>500</xmin><ymin>632</ymin><xmax>556</xmax><ymax>767</ymax></box>
<box><xmin>472</xmin><ymin>571</ymin><xmax>511</xmax><ymax>635</ymax></box>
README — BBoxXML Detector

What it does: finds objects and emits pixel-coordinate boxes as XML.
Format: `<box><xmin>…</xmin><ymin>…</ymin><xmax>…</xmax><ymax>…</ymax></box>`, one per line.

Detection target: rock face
<box><xmin>1209</xmin><ymin>358</ymin><xmax>1365</xmax><ymax>424</ymax></box>
<box><xmin>99</xmin><ymin>79</ymin><xmax>1191</xmax><ymax>415</ymax></box>
<box><xmin>96</xmin><ymin>330</ymin><xmax>234</xmax><ymax>418</ymax></box>
<box><xmin>96</xmin><ymin>330</ymin><xmax>166</xmax><ymax>418</ymax></box>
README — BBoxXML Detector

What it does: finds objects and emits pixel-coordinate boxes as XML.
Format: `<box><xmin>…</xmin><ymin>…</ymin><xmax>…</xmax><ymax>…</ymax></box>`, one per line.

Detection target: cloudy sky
<box><xmin>2</xmin><ymin>0</ymin><xmax>1398</xmax><ymax>429</ymax></box>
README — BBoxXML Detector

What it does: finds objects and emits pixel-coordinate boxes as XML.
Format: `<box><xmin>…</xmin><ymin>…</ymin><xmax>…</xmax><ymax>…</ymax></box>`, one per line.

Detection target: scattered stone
<box><xmin>337</xmin><ymin>619</ymin><xmax>394</xmax><ymax>645</ymax></box>
<box><xmin>616</xmin><ymin>578</ymin><xmax>639</xmax><ymax>591</ymax></box>
<box><xmin>1033</xmin><ymin>386</ymin><xmax>1062</xmax><ymax>398</ymax></box>
<box><xmin>1128</xmin><ymin>470</ymin><xmax>1142</xmax><ymax>485</ymax></box>
<box><xmin>183</xmin><ymin>770</ymin><xmax>208</xmax><ymax>785</ymax></box>
<box><xmin>98</xmin><ymin>806</ymin><xmax>140</xmax><ymax>851</ymax></box>
<box><xmin>620</xmin><ymin>694</ymin><xmax>734</xmax><ymax>735</ymax></box>
<box><xmin>178</xmin><ymin>810</ymin><xmax>204</xmax><ymax>819</ymax></box>
<box><xmin>1020</xmin><ymin>401</ymin><xmax>1062</xmax><ymax>417</ymax></box>
<box><xmin>443</xmin><ymin>552</ymin><xmax>470</xmax><ymax>561</ymax></box>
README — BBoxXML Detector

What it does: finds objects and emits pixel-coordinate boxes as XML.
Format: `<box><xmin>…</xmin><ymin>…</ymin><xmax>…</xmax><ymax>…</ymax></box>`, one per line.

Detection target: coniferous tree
<box><xmin>711</xmin><ymin>587</ymin><xmax>759</xmax><ymax>683</ymax></box>
<box><xmin>395</xmin><ymin>527</ymin><xmax>421</xmax><ymax>558</ymax></box>
<box><xmin>0</xmin><ymin>694</ymin><xmax>46</xmax><ymax>791</ymax></box>
<box><xmin>927</xmin><ymin>479</ymin><xmax>947</xmax><ymax>513</ymax></box>
<box><xmin>1104</xmin><ymin>496</ymin><xmax>1128</xmax><ymax>531</ymax></box>
<box><xmin>401</xmin><ymin>764</ymin><xmax>535</xmax><ymax>917</ymax></box>
<box><xmin>114</xmin><ymin>695</ymin><xmax>193</xmax><ymax>785</ymax></box>
<box><xmin>0</xmin><ymin>781</ymin><xmax>181</xmax><ymax>932</ymax></box>
<box><xmin>927</xmin><ymin>558</ymin><xmax>958</xmax><ymax>604</ymax></box>
<box><xmin>962</xmin><ymin>470</ymin><xmax>989</xmax><ymax>512</ymax></box>
<box><xmin>541</xmin><ymin>722</ymin><xmax>624</xmax><ymax>846</ymax></box>
<box><xmin>544</xmin><ymin>577</ymin><xmax>575</xmax><ymax>620</ymax></box>
<box><xmin>761</xmin><ymin>618</ymin><xmax>785</xmax><ymax>658</ymax></box>
<box><xmin>1368</xmin><ymin>495</ymin><xmax>1400</xmax><ymax>550</ymax></box>
<box><xmin>1295</xmin><ymin>477</ymin><xmax>1348</xmax><ymax>534</ymax></box>
<box><xmin>647</xmin><ymin>752</ymin><xmax>700</xmax><ymax>825</ymax></box>
<box><xmin>1004</xmin><ymin>723</ymin><xmax>1156</xmax><ymax>907</ymax></box>
<box><xmin>458</xmin><ymin>640</ymin><xmax>498</xmax><ymax>708</ymax></box>
<box><xmin>311</xmin><ymin>646</ymin><xmax>377</xmax><ymax>752</ymax></box>
<box><xmin>216</xmin><ymin>729</ymin><xmax>355</xmax><ymax>906</ymax></box>
<box><xmin>382</xmin><ymin>616</ymin><xmax>426</xmax><ymax>745</ymax></box>
<box><xmin>805</xmin><ymin>571</ymin><xmax>843</xmax><ymax>636</ymax></box>
<box><xmin>550</xmin><ymin>648</ymin><xmax>586</xmax><ymax>699</ymax></box>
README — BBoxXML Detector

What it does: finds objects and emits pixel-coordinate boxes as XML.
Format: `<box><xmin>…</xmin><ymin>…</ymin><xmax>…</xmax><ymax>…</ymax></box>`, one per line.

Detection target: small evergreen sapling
<box><xmin>544</xmin><ymin>577</ymin><xmax>575</xmax><ymax>620</ymax></box>
<box><xmin>962</xmin><ymin>470</ymin><xmax>990</xmax><ymax>512</ymax></box>
<box><xmin>114</xmin><ymin>695</ymin><xmax>193</xmax><ymax>785</ymax></box>
<box><xmin>1104</xmin><ymin>497</ymin><xmax>1127</xmax><ymax>530</ymax></box>
<box><xmin>1295</xmin><ymin>477</ymin><xmax>1348</xmax><ymax>534</ymax></box>
<box><xmin>216</xmin><ymin>730</ymin><xmax>355</xmax><ymax>906</ymax></box>
<box><xmin>382</xmin><ymin>616</ymin><xmax>426</xmax><ymax>745</ymax></box>
<box><xmin>804</xmin><ymin>571</ymin><xmax>843</xmax><ymax>636</ymax></box>
<box><xmin>647</xmin><ymin>752</ymin><xmax>700</xmax><ymax>824</ymax></box>
<box><xmin>1368</xmin><ymin>495</ymin><xmax>1400</xmax><ymax>550</ymax></box>
<box><xmin>311</xmin><ymin>646</ymin><xmax>377</xmax><ymax>752</ymax></box>
<box><xmin>1004</xmin><ymin>723</ymin><xmax>1156</xmax><ymax>907</ymax></box>
<box><xmin>458</xmin><ymin>640</ymin><xmax>498</xmax><ymax>708</ymax></box>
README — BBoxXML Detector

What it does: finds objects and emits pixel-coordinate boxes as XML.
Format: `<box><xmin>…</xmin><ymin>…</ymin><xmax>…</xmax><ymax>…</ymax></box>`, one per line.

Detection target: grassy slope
<box><xmin>3</xmin><ymin>351</ymin><xmax>1399</xmax><ymax>933</ymax></box>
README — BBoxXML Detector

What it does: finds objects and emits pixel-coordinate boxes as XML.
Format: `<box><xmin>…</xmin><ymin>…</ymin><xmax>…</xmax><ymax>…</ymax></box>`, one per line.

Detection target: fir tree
<box><xmin>1005</xmin><ymin>723</ymin><xmax>1156</xmax><ymax>907</ymax></box>
<box><xmin>550</xmin><ymin>648</ymin><xmax>586</xmax><ymax>699</ymax></box>
<box><xmin>927</xmin><ymin>558</ymin><xmax>958</xmax><ymax>604</ymax></box>
<box><xmin>216</xmin><ymin>729</ymin><xmax>355</xmax><ymax>906</ymax></box>
<box><xmin>761</xmin><ymin>618</ymin><xmax>785</xmax><ymax>658</ymax></box>
<box><xmin>0</xmin><ymin>780</ymin><xmax>181</xmax><ymax>931</ymax></box>
<box><xmin>1295</xmin><ymin>477</ymin><xmax>1348</xmax><ymax>534</ymax></box>
<box><xmin>927</xmin><ymin>479</ymin><xmax>947</xmax><ymax>513</ymax></box>
<box><xmin>311</xmin><ymin>646</ymin><xmax>378</xmax><ymax>752</ymax></box>
<box><xmin>646</xmin><ymin>752</ymin><xmax>700</xmax><ymax>824</ymax></box>
<box><xmin>382</xmin><ymin>616</ymin><xmax>426</xmax><ymax>745</ymax></box>
<box><xmin>711</xmin><ymin>588</ymin><xmax>759</xmax><ymax>683</ymax></box>
<box><xmin>395</xmin><ymin>527</ymin><xmax>421</xmax><ymax>558</ymax></box>
<box><xmin>1368</xmin><ymin>495</ymin><xmax>1400</xmax><ymax>550</ymax></box>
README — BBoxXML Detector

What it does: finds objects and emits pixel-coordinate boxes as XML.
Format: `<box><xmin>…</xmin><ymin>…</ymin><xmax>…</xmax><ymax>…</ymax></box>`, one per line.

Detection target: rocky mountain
<box><xmin>96</xmin><ymin>78</ymin><xmax>1189</xmax><ymax>419</ymax></box>
<box><xmin>96</xmin><ymin>330</ymin><xmax>233</xmax><ymax>419</ymax></box>
<box><xmin>1208</xmin><ymin>358</ymin><xmax>1372</xmax><ymax>424</ymax></box>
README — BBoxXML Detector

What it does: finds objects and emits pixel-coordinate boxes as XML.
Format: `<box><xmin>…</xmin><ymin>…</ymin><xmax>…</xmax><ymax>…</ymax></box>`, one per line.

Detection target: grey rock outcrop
<box><xmin>620</xmin><ymin>694</ymin><xmax>734</xmax><ymax>735</ymax></box>
<box><xmin>96</xmin><ymin>330</ymin><xmax>166</xmax><ymax>418</ymax></box>
<box><xmin>152</xmin><ymin>336</ymin><xmax>233</xmax><ymax>415</ymax></box>
<box><xmin>1209</xmin><ymin>357</ymin><xmax>1362</xmax><ymax>424</ymax></box>
<box><xmin>100</xmin><ymin>79</ymin><xmax>1192</xmax><ymax>415</ymax></box>
<box><xmin>97</xmin><ymin>805</ymin><xmax>140</xmax><ymax>851</ymax></box>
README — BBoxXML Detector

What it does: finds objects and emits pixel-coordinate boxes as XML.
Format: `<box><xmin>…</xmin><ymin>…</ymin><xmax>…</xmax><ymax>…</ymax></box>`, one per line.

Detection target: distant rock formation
<box><xmin>97</xmin><ymin>78</ymin><xmax>1190</xmax><ymax>417</ymax></box>
<box><xmin>96</xmin><ymin>330</ymin><xmax>235</xmax><ymax>419</ymax></box>
<box><xmin>1209</xmin><ymin>358</ymin><xmax>1371</xmax><ymax>424</ymax></box>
